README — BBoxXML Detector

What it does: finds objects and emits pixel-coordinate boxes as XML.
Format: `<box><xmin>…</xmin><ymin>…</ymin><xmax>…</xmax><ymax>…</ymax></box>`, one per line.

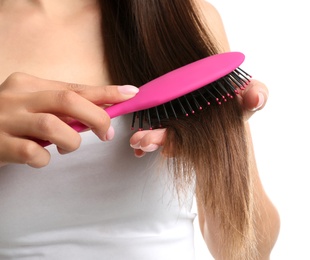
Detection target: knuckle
<box><xmin>36</xmin><ymin>114</ymin><xmax>58</xmax><ymax>134</ymax></box>
<box><xmin>56</xmin><ymin>90</ymin><xmax>78</xmax><ymax>106</ymax></box>
<box><xmin>5</xmin><ymin>72</ymin><xmax>30</xmax><ymax>86</ymax></box>
<box><xmin>0</xmin><ymin>91</ymin><xmax>13</xmax><ymax>109</ymax></box>
<box><xmin>101</xmin><ymin>86</ymin><xmax>110</xmax><ymax>95</ymax></box>
<box><xmin>108</xmin><ymin>85</ymin><xmax>123</xmax><ymax>99</ymax></box>
<box><xmin>95</xmin><ymin>110</ymin><xmax>110</xmax><ymax>128</ymax></box>
<box><xmin>17</xmin><ymin>141</ymin><xmax>39</xmax><ymax>164</ymax></box>
<box><xmin>59</xmin><ymin>132</ymin><xmax>82</xmax><ymax>153</ymax></box>
<box><xmin>89</xmin><ymin>111</ymin><xmax>110</xmax><ymax>140</ymax></box>
<box><xmin>67</xmin><ymin>135</ymin><xmax>82</xmax><ymax>152</ymax></box>
<box><xmin>97</xmin><ymin>85</ymin><xmax>117</xmax><ymax>100</ymax></box>
<box><xmin>65</xmin><ymin>83</ymin><xmax>86</xmax><ymax>93</ymax></box>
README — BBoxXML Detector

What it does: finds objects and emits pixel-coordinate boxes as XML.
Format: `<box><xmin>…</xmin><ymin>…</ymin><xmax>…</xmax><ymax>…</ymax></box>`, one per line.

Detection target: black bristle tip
<box><xmin>131</xmin><ymin>67</ymin><xmax>251</xmax><ymax>130</ymax></box>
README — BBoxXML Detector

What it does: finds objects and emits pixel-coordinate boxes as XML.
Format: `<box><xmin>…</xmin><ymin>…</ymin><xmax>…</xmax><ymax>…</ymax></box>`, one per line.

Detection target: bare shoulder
<box><xmin>194</xmin><ymin>0</ymin><xmax>230</xmax><ymax>51</ymax></box>
<box><xmin>195</xmin><ymin>0</ymin><xmax>221</xmax><ymax>21</ymax></box>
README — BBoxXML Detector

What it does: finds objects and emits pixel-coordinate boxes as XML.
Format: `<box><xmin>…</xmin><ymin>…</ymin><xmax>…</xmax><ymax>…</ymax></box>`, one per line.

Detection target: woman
<box><xmin>0</xmin><ymin>0</ymin><xmax>280</xmax><ymax>259</ymax></box>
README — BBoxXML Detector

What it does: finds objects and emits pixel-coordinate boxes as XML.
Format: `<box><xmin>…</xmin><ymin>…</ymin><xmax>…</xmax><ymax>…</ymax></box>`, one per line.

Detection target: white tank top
<box><xmin>0</xmin><ymin>115</ymin><xmax>196</xmax><ymax>260</ymax></box>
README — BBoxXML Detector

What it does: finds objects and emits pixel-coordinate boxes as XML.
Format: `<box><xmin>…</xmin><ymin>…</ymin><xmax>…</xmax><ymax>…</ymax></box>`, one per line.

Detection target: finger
<box><xmin>9</xmin><ymin>113</ymin><xmax>82</xmax><ymax>152</ymax></box>
<box><xmin>240</xmin><ymin>79</ymin><xmax>269</xmax><ymax>110</ymax></box>
<box><xmin>3</xmin><ymin>73</ymin><xmax>139</xmax><ymax>104</ymax></box>
<box><xmin>239</xmin><ymin>79</ymin><xmax>269</xmax><ymax>121</ymax></box>
<box><xmin>130</xmin><ymin>129</ymin><xmax>166</xmax><ymax>154</ymax></box>
<box><xmin>0</xmin><ymin>135</ymin><xmax>51</xmax><ymax>168</ymax></box>
<box><xmin>26</xmin><ymin>90</ymin><xmax>111</xmax><ymax>140</ymax></box>
<box><xmin>69</xmin><ymin>84</ymin><xmax>140</xmax><ymax>105</ymax></box>
<box><xmin>133</xmin><ymin>149</ymin><xmax>146</xmax><ymax>158</ymax></box>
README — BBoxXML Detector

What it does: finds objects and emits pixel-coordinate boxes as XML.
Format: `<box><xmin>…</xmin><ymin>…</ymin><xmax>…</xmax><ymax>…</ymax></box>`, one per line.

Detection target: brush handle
<box><xmin>38</xmin><ymin>52</ymin><xmax>245</xmax><ymax>147</ymax></box>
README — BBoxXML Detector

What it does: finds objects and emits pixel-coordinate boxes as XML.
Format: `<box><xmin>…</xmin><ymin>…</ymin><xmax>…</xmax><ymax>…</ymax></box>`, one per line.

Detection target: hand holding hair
<box><xmin>0</xmin><ymin>73</ymin><xmax>138</xmax><ymax>168</ymax></box>
<box><xmin>130</xmin><ymin>78</ymin><xmax>268</xmax><ymax>158</ymax></box>
<box><xmin>239</xmin><ymin>79</ymin><xmax>269</xmax><ymax>120</ymax></box>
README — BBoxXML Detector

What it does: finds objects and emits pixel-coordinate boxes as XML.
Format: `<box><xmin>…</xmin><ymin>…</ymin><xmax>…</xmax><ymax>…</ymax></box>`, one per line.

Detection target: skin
<box><xmin>0</xmin><ymin>0</ymin><xmax>280</xmax><ymax>259</ymax></box>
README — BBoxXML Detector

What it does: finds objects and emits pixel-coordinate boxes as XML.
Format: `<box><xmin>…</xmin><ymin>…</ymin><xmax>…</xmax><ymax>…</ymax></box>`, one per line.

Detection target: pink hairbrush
<box><xmin>39</xmin><ymin>51</ymin><xmax>250</xmax><ymax>147</ymax></box>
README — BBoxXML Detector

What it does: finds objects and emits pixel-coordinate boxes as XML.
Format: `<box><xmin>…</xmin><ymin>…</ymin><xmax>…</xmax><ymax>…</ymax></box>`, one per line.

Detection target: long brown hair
<box><xmin>99</xmin><ymin>0</ymin><xmax>258</xmax><ymax>259</ymax></box>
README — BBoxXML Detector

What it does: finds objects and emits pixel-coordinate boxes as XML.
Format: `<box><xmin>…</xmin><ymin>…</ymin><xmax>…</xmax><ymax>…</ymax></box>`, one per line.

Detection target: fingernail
<box><xmin>141</xmin><ymin>144</ymin><xmax>159</xmax><ymax>152</ymax></box>
<box><xmin>118</xmin><ymin>85</ymin><xmax>139</xmax><ymax>96</ymax></box>
<box><xmin>252</xmin><ymin>92</ymin><xmax>265</xmax><ymax>111</ymax></box>
<box><xmin>105</xmin><ymin>125</ymin><xmax>115</xmax><ymax>141</ymax></box>
<box><xmin>130</xmin><ymin>141</ymin><xmax>141</xmax><ymax>149</ymax></box>
<box><xmin>135</xmin><ymin>151</ymin><xmax>146</xmax><ymax>158</ymax></box>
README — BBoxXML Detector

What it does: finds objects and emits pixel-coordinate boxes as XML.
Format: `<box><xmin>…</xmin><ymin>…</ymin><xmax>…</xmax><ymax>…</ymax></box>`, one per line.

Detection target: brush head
<box><xmin>105</xmin><ymin>51</ymin><xmax>250</xmax><ymax>130</ymax></box>
<box><xmin>106</xmin><ymin>52</ymin><xmax>246</xmax><ymax>119</ymax></box>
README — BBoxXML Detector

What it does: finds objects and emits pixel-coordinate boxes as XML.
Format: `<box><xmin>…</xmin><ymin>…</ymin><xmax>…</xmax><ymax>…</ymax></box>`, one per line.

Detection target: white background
<box><xmin>194</xmin><ymin>0</ymin><xmax>310</xmax><ymax>259</ymax></box>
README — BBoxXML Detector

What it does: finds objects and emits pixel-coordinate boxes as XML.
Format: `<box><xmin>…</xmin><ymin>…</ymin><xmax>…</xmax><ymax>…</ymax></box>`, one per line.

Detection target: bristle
<box><xmin>197</xmin><ymin>89</ymin><xmax>211</xmax><ymax>105</ymax></box>
<box><xmin>230</xmin><ymin>71</ymin><xmax>248</xmax><ymax>90</ymax></box>
<box><xmin>131</xmin><ymin>67</ymin><xmax>251</xmax><ymax>130</ymax></box>
<box><xmin>184</xmin><ymin>95</ymin><xmax>195</xmax><ymax>114</ymax></box>
<box><xmin>202</xmin><ymin>84</ymin><xmax>219</xmax><ymax>104</ymax></box>
<box><xmin>213</xmin><ymin>83</ymin><xmax>227</xmax><ymax>103</ymax></box>
<box><xmin>146</xmin><ymin>109</ymin><xmax>152</xmax><ymax>130</ymax></box>
<box><xmin>169</xmin><ymin>101</ymin><xmax>178</xmax><ymax>119</ymax></box>
<box><xmin>177</xmin><ymin>98</ymin><xmax>189</xmax><ymax>117</ymax></box>
<box><xmin>131</xmin><ymin>112</ymin><xmax>137</xmax><ymax>130</ymax></box>
<box><xmin>217</xmin><ymin>80</ymin><xmax>233</xmax><ymax>98</ymax></box>
<box><xmin>162</xmin><ymin>104</ymin><xmax>169</xmax><ymax>119</ymax></box>
<box><xmin>155</xmin><ymin>107</ymin><xmax>162</xmax><ymax>128</ymax></box>
<box><xmin>236</xmin><ymin>67</ymin><xmax>252</xmax><ymax>80</ymax></box>
<box><xmin>190</xmin><ymin>93</ymin><xmax>203</xmax><ymax>110</ymax></box>
<box><xmin>223</xmin><ymin>77</ymin><xmax>238</xmax><ymax>94</ymax></box>
<box><xmin>138</xmin><ymin>111</ymin><xmax>144</xmax><ymax>131</ymax></box>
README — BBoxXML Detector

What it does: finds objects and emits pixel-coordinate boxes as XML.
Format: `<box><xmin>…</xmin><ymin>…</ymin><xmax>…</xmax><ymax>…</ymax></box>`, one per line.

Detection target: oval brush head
<box><xmin>127</xmin><ymin>52</ymin><xmax>251</xmax><ymax>130</ymax></box>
